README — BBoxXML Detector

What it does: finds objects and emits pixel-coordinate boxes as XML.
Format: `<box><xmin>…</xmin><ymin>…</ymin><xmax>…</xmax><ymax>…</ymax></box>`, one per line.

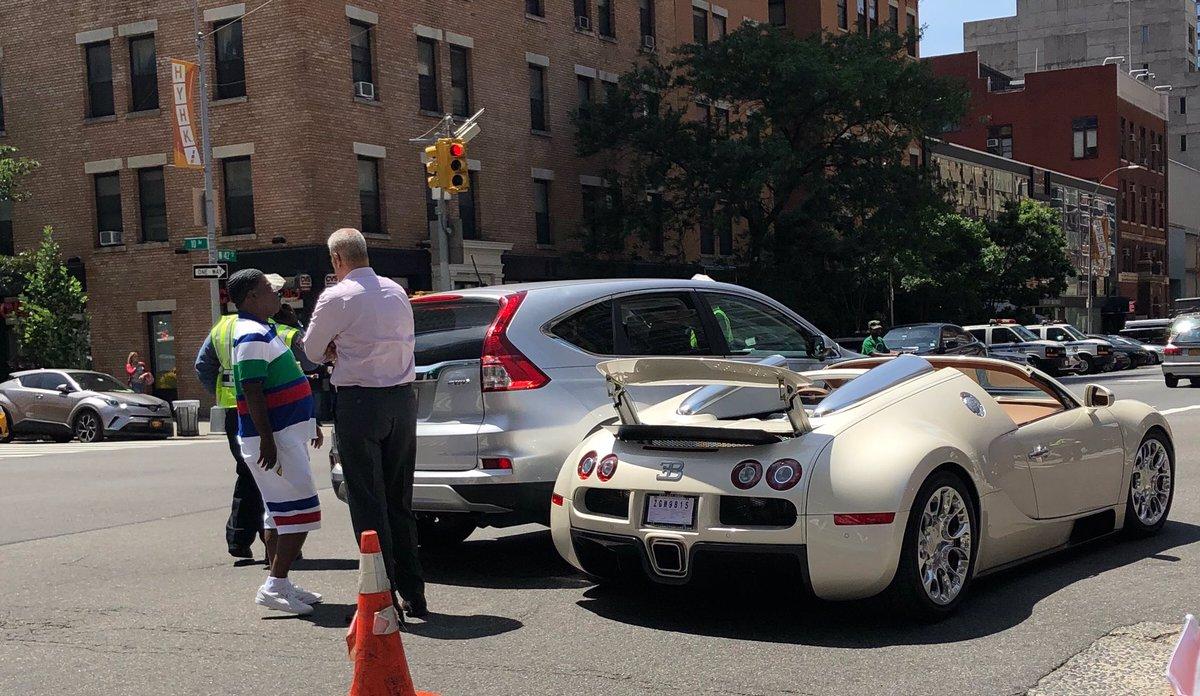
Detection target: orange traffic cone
<box><xmin>347</xmin><ymin>530</ymin><xmax>439</xmax><ymax>696</ymax></box>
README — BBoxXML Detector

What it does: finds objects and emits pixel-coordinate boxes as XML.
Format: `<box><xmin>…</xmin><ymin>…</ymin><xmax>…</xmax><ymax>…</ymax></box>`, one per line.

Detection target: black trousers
<box><xmin>335</xmin><ymin>384</ymin><xmax>424</xmax><ymax>602</ymax></box>
<box><xmin>224</xmin><ymin>407</ymin><xmax>264</xmax><ymax>550</ymax></box>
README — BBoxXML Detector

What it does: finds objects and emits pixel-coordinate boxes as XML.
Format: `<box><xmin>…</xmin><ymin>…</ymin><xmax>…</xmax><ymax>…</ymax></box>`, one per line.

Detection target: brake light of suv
<box><xmin>481</xmin><ymin>291</ymin><xmax>550</xmax><ymax>392</ymax></box>
<box><xmin>1165</xmin><ymin>345</ymin><xmax>1182</xmax><ymax>356</ymax></box>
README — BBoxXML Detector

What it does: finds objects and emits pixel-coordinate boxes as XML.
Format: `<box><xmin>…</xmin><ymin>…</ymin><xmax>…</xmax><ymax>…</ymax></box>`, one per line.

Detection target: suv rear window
<box><xmin>1170</xmin><ymin>316</ymin><xmax>1200</xmax><ymax>344</ymax></box>
<box><xmin>413</xmin><ymin>298</ymin><xmax>499</xmax><ymax>365</ymax></box>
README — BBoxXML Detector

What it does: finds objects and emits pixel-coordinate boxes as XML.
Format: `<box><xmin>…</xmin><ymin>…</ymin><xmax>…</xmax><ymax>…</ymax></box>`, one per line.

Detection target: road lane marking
<box><xmin>0</xmin><ymin>438</ymin><xmax>222</xmax><ymax>458</ymax></box>
<box><xmin>1161</xmin><ymin>405</ymin><xmax>1200</xmax><ymax>416</ymax></box>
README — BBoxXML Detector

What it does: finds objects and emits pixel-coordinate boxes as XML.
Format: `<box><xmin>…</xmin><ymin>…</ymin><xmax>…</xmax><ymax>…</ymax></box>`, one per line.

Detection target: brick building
<box><xmin>0</xmin><ymin>0</ymin><xmax>768</xmax><ymax>401</ymax></box>
<box><xmin>769</xmin><ymin>0</ymin><xmax>918</xmax><ymax>55</ymax></box>
<box><xmin>928</xmin><ymin>51</ymin><xmax>1171</xmax><ymax>322</ymax></box>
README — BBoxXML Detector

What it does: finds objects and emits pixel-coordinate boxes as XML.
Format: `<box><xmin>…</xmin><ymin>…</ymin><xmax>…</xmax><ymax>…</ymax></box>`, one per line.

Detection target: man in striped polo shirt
<box><xmin>227</xmin><ymin>269</ymin><xmax>325</xmax><ymax>615</ymax></box>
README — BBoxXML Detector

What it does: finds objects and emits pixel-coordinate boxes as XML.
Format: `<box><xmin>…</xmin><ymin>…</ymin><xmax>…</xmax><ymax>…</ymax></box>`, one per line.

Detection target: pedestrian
<box><xmin>861</xmin><ymin>320</ymin><xmax>895</xmax><ymax>356</ymax></box>
<box><xmin>227</xmin><ymin>268</ymin><xmax>325</xmax><ymax>615</ymax></box>
<box><xmin>303</xmin><ymin>228</ymin><xmax>426</xmax><ymax>619</ymax></box>
<box><xmin>130</xmin><ymin>362</ymin><xmax>154</xmax><ymax>394</ymax></box>
<box><xmin>124</xmin><ymin>351</ymin><xmax>141</xmax><ymax>387</ymax></box>
<box><xmin>271</xmin><ymin>300</ymin><xmax>321</xmax><ymax>374</ymax></box>
<box><xmin>195</xmin><ymin>272</ymin><xmax>287</xmax><ymax>562</ymax></box>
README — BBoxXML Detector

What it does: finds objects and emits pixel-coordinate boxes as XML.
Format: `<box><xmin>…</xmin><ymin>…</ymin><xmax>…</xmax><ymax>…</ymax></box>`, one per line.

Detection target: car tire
<box><xmin>1166</xmin><ymin>375</ymin><xmax>1179</xmax><ymax>388</ymax></box>
<box><xmin>73</xmin><ymin>410</ymin><xmax>104</xmax><ymax>444</ymax></box>
<box><xmin>1124</xmin><ymin>431</ymin><xmax>1174</xmax><ymax>536</ymax></box>
<box><xmin>416</xmin><ymin>513</ymin><xmax>477</xmax><ymax>550</ymax></box>
<box><xmin>0</xmin><ymin>406</ymin><xmax>13</xmax><ymax>443</ymax></box>
<box><xmin>1077</xmin><ymin>354</ymin><xmax>1095</xmax><ymax>375</ymax></box>
<box><xmin>889</xmin><ymin>470</ymin><xmax>978</xmax><ymax>621</ymax></box>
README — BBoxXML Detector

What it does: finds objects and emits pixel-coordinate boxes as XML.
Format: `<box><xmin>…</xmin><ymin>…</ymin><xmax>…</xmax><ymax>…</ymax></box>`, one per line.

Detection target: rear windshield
<box><xmin>884</xmin><ymin>326</ymin><xmax>938</xmax><ymax>352</ymax></box>
<box><xmin>1170</xmin><ymin>316</ymin><xmax>1200</xmax><ymax>344</ymax></box>
<box><xmin>413</xmin><ymin>298</ymin><xmax>499</xmax><ymax>365</ymax></box>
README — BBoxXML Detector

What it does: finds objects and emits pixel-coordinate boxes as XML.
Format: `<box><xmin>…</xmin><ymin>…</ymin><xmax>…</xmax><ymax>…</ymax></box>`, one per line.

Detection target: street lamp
<box><xmin>1087</xmin><ymin>164</ymin><xmax>1144</xmax><ymax>332</ymax></box>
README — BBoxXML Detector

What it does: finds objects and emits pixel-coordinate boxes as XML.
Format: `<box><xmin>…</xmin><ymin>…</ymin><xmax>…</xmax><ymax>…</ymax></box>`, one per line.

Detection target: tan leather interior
<box><xmin>995</xmin><ymin>400</ymin><xmax>1062</xmax><ymax>426</ymax></box>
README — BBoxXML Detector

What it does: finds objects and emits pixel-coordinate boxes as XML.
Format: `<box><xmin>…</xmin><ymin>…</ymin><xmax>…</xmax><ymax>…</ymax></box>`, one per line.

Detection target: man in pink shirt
<box><xmin>304</xmin><ymin>228</ymin><xmax>425</xmax><ymax>618</ymax></box>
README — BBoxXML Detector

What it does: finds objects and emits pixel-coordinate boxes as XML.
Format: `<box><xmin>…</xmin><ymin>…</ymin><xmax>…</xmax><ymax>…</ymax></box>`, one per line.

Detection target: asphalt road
<box><xmin>1</xmin><ymin>365</ymin><xmax>1198</xmax><ymax>696</ymax></box>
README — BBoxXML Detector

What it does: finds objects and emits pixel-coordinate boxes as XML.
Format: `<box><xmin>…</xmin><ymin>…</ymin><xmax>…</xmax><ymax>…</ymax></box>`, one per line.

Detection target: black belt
<box><xmin>335</xmin><ymin>383</ymin><xmax>412</xmax><ymax>392</ymax></box>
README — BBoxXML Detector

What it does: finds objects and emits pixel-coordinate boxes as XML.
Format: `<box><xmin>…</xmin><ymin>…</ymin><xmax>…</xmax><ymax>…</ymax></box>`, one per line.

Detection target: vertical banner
<box><xmin>170</xmin><ymin>59</ymin><xmax>202</xmax><ymax>169</ymax></box>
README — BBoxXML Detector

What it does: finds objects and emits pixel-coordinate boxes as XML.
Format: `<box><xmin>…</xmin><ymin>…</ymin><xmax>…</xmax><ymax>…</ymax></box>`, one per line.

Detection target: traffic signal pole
<box><xmin>434</xmin><ymin>118</ymin><xmax>453</xmax><ymax>292</ymax></box>
<box><xmin>413</xmin><ymin>110</ymin><xmax>483</xmax><ymax>292</ymax></box>
<box><xmin>193</xmin><ymin>2</ymin><xmax>221</xmax><ymax>325</ymax></box>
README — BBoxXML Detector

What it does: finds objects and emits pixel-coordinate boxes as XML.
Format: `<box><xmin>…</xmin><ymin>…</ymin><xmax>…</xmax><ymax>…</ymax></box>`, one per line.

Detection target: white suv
<box><xmin>963</xmin><ymin>322</ymin><xmax>1073</xmax><ymax>375</ymax></box>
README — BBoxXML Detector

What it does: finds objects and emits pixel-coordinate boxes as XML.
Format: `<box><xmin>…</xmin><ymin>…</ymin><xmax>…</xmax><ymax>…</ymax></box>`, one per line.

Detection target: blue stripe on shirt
<box><xmin>266</xmin><ymin>494</ymin><xmax>321</xmax><ymax>513</ymax></box>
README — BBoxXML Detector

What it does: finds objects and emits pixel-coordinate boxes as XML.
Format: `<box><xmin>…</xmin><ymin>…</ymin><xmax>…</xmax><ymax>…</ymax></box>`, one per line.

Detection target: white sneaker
<box><xmin>289</xmin><ymin>584</ymin><xmax>322</xmax><ymax>605</ymax></box>
<box><xmin>256</xmin><ymin>587</ymin><xmax>313</xmax><ymax>615</ymax></box>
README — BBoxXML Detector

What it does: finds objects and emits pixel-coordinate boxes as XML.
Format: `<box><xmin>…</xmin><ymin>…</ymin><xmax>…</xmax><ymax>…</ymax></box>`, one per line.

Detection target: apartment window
<box><xmin>358</xmin><ymin>157</ymin><xmax>382</xmax><ymax>235</ymax></box>
<box><xmin>647</xmin><ymin>191</ymin><xmax>664</xmax><ymax>252</ymax></box>
<box><xmin>1182</xmin><ymin>96</ymin><xmax>1188</xmax><ymax>115</ymax></box>
<box><xmin>450</xmin><ymin>46</ymin><xmax>471</xmax><ymax>117</ymax></box>
<box><xmin>137</xmin><ymin>167</ymin><xmax>167</xmax><ymax>242</ymax></box>
<box><xmin>1072</xmin><ymin>116</ymin><xmax>1098</xmax><ymax>159</ymax></box>
<box><xmin>534</xmin><ymin>179</ymin><xmax>551</xmax><ymax>244</ymax></box>
<box><xmin>94</xmin><ymin>172</ymin><xmax>122</xmax><ymax>238</ymax></box>
<box><xmin>1120</xmin><ymin>117</ymin><xmax>1127</xmax><ymax>159</ymax></box>
<box><xmin>906</xmin><ymin>10</ymin><xmax>917</xmax><ymax>56</ymax></box>
<box><xmin>1184</xmin><ymin>134</ymin><xmax>1189</xmax><ymax>152</ymax></box>
<box><xmin>1141</xmin><ymin>24</ymin><xmax>1149</xmax><ymax>46</ymax></box>
<box><xmin>350</xmin><ymin>21</ymin><xmax>375</xmax><ymax>94</ymax></box>
<box><xmin>575</xmin><ymin>0</ymin><xmax>589</xmax><ymax>27</ymax></box>
<box><xmin>577</xmin><ymin>75</ymin><xmax>594</xmax><ymax>120</ymax></box>
<box><xmin>213</xmin><ymin>19</ymin><xmax>245</xmax><ymax>99</ymax></box>
<box><xmin>640</xmin><ymin>0</ymin><xmax>655</xmax><ymax>39</ymax></box>
<box><xmin>693</xmin><ymin>8</ymin><xmax>708</xmax><ymax>43</ymax></box>
<box><xmin>582</xmin><ymin>184</ymin><xmax>604</xmax><ymax>234</ymax></box>
<box><xmin>868</xmin><ymin>0</ymin><xmax>878</xmax><ymax>30</ymax></box>
<box><xmin>837</xmin><ymin>0</ymin><xmax>848</xmax><ymax>30</ymax></box>
<box><xmin>417</xmin><ymin>38</ymin><xmax>439</xmax><ymax>112</ymax></box>
<box><xmin>459</xmin><ymin>172</ymin><xmax>479</xmax><ymax>240</ymax></box>
<box><xmin>857</xmin><ymin>0</ymin><xmax>866</xmax><ymax>31</ymax></box>
<box><xmin>888</xmin><ymin>3</ymin><xmax>899</xmax><ymax>32</ymax></box>
<box><xmin>128</xmin><ymin>35</ymin><xmax>159</xmax><ymax>112</ymax></box>
<box><xmin>221</xmin><ymin>156</ymin><xmax>254</xmax><ymax>236</ymax></box>
<box><xmin>529</xmin><ymin>64</ymin><xmax>547</xmax><ymax>131</ymax></box>
<box><xmin>1140</xmin><ymin>126</ymin><xmax>1147</xmax><ymax>164</ymax></box>
<box><xmin>987</xmin><ymin>124</ymin><xmax>1013</xmax><ymax>159</ymax></box>
<box><xmin>597</xmin><ymin>0</ymin><xmax>614</xmax><ymax>37</ymax></box>
<box><xmin>768</xmin><ymin>0</ymin><xmax>785</xmax><ymax>27</ymax></box>
<box><xmin>0</xmin><ymin>201</ymin><xmax>12</xmax><ymax>256</ymax></box>
<box><xmin>85</xmin><ymin>42</ymin><xmax>114</xmax><ymax>118</ymax></box>
<box><xmin>1140</xmin><ymin>184</ymin><xmax>1147</xmax><ymax>224</ymax></box>
<box><xmin>527</xmin><ymin>0</ymin><xmax>544</xmax><ymax>17</ymax></box>
<box><xmin>714</xmin><ymin>14</ymin><xmax>726</xmax><ymax>39</ymax></box>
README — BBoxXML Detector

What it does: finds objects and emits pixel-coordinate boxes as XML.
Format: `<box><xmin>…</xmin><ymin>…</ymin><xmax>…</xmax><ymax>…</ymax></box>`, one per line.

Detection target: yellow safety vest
<box><xmin>210</xmin><ymin>314</ymin><xmax>239</xmax><ymax>409</ymax></box>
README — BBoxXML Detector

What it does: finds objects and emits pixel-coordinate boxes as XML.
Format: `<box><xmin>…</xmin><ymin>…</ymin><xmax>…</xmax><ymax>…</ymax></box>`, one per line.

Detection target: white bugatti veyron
<box><xmin>549</xmin><ymin>354</ymin><xmax>1174</xmax><ymax>618</ymax></box>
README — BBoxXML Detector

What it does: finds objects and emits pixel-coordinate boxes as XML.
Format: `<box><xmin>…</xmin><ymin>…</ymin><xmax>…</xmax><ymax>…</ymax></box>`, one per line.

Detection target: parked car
<box><xmin>552</xmin><ymin>354</ymin><xmax>1174</xmax><ymax>618</ymax></box>
<box><xmin>834</xmin><ymin>335</ymin><xmax>869</xmax><ymax>353</ymax></box>
<box><xmin>1091</xmin><ymin>334</ymin><xmax>1154</xmax><ymax>368</ymax></box>
<box><xmin>882</xmin><ymin>323</ymin><xmax>986</xmax><ymax>356</ymax></box>
<box><xmin>1024</xmin><ymin>323</ymin><xmax>1114</xmax><ymax>374</ymax></box>
<box><xmin>1119</xmin><ymin>318</ymin><xmax>1171</xmax><ymax>347</ymax></box>
<box><xmin>963</xmin><ymin>320</ymin><xmax>1072</xmax><ymax>374</ymax></box>
<box><xmin>1162</xmin><ymin>313</ymin><xmax>1200</xmax><ymax>388</ymax></box>
<box><xmin>0</xmin><ymin>369</ymin><xmax>175</xmax><ymax>442</ymax></box>
<box><xmin>329</xmin><ymin>278</ymin><xmax>849</xmax><ymax>547</ymax></box>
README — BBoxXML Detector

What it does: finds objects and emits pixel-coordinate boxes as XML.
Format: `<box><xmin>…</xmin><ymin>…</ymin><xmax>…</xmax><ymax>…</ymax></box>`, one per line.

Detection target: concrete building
<box><xmin>0</xmin><ymin>0</ymin><xmax>767</xmax><ymax>400</ymax></box>
<box><xmin>1169</xmin><ymin>159</ymin><xmax>1200</xmax><ymax>298</ymax></box>
<box><xmin>929</xmin><ymin>51</ymin><xmax>1171</xmax><ymax>323</ymax></box>
<box><xmin>924</xmin><ymin>138</ymin><xmax>1119</xmax><ymax>330</ymax></box>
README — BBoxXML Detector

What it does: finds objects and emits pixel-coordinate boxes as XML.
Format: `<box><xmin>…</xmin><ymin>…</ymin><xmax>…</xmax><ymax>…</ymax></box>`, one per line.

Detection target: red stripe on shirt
<box><xmin>273</xmin><ymin>511</ymin><xmax>321</xmax><ymax>526</ymax></box>
<box><xmin>264</xmin><ymin>381</ymin><xmax>313</xmax><ymax>409</ymax></box>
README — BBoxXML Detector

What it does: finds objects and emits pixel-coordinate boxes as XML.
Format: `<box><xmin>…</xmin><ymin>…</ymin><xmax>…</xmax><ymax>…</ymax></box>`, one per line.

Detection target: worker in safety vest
<box><xmin>197</xmin><ymin>273</ymin><xmax>315</xmax><ymax>560</ymax></box>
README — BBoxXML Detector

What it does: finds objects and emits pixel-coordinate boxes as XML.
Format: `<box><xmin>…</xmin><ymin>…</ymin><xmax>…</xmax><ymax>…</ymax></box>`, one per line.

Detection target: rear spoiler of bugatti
<box><xmin>596</xmin><ymin>357</ymin><xmax>813</xmax><ymax>436</ymax></box>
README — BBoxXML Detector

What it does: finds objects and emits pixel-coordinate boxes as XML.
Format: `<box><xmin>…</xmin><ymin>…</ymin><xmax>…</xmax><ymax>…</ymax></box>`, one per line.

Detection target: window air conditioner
<box><xmin>99</xmin><ymin>230</ymin><xmax>122</xmax><ymax>246</ymax></box>
<box><xmin>641</xmin><ymin>34</ymin><xmax>656</xmax><ymax>51</ymax></box>
<box><xmin>355</xmin><ymin>81</ymin><xmax>375</xmax><ymax>100</ymax></box>
<box><xmin>576</xmin><ymin>15</ymin><xmax>591</xmax><ymax>31</ymax></box>
<box><xmin>1152</xmin><ymin>143</ymin><xmax>1162</xmax><ymax>152</ymax></box>
<box><xmin>986</xmin><ymin>138</ymin><xmax>1000</xmax><ymax>148</ymax></box>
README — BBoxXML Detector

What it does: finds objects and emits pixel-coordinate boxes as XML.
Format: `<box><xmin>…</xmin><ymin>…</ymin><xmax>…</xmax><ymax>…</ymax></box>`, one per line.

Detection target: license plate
<box><xmin>645</xmin><ymin>495</ymin><xmax>696</xmax><ymax>528</ymax></box>
<box><xmin>1189</xmin><ymin>349</ymin><xmax>1200</xmax><ymax>357</ymax></box>
<box><xmin>150</xmin><ymin>419</ymin><xmax>163</xmax><ymax>429</ymax></box>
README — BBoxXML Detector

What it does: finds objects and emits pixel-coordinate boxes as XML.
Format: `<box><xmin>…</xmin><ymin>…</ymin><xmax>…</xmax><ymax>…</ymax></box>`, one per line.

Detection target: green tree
<box><xmin>982</xmin><ymin>199</ymin><xmax>1075</xmax><ymax>310</ymax></box>
<box><xmin>0</xmin><ymin>144</ymin><xmax>39</xmax><ymax>203</ymax></box>
<box><xmin>15</xmin><ymin>228</ymin><xmax>90</xmax><ymax>369</ymax></box>
<box><xmin>573</xmin><ymin>24</ymin><xmax>968</xmax><ymax>331</ymax></box>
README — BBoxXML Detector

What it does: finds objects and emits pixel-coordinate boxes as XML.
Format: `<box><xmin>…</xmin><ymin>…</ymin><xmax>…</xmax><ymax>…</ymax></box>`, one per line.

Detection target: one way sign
<box><xmin>193</xmin><ymin>264</ymin><xmax>228</xmax><ymax>280</ymax></box>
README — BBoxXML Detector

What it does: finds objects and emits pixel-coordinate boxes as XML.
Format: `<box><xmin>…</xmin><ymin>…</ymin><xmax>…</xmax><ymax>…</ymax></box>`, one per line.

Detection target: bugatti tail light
<box><xmin>597</xmin><ymin>454</ymin><xmax>618</xmax><ymax>482</ymax></box>
<box><xmin>765</xmin><ymin>459</ymin><xmax>803</xmax><ymax>491</ymax></box>
<box><xmin>731</xmin><ymin>460</ymin><xmax>763</xmax><ymax>490</ymax></box>
<box><xmin>577</xmin><ymin>451</ymin><xmax>597</xmax><ymax>479</ymax></box>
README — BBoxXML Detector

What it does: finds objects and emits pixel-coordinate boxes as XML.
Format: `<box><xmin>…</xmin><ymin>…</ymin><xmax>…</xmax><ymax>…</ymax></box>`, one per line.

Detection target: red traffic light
<box><xmin>449</xmin><ymin>142</ymin><xmax>465</xmax><ymax>157</ymax></box>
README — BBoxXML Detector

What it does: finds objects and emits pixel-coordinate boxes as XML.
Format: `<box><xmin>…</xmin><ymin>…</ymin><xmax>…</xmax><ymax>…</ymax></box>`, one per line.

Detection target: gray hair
<box><xmin>327</xmin><ymin>228</ymin><xmax>369</xmax><ymax>265</ymax></box>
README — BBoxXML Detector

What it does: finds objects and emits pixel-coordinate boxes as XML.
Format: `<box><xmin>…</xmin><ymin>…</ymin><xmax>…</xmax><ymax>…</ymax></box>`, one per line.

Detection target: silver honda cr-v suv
<box><xmin>330</xmin><ymin>277</ymin><xmax>847</xmax><ymax>546</ymax></box>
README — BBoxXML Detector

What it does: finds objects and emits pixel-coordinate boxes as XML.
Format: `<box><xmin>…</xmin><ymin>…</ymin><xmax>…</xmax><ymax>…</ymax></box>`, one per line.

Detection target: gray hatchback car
<box><xmin>0</xmin><ymin>369</ymin><xmax>175</xmax><ymax>443</ymax></box>
<box><xmin>330</xmin><ymin>277</ymin><xmax>847</xmax><ymax>547</ymax></box>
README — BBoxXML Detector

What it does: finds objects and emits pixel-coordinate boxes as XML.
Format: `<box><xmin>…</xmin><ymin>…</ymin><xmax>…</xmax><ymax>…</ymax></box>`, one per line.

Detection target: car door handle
<box><xmin>1028</xmin><ymin>444</ymin><xmax>1050</xmax><ymax>459</ymax></box>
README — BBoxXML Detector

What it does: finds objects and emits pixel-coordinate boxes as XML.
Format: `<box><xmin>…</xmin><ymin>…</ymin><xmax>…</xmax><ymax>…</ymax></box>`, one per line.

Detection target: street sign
<box><xmin>217</xmin><ymin>249</ymin><xmax>237</xmax><ymax>263</ymax></box>
<box><xmin>183</xmin><ymin>237</ymin><xmax>209</xmax><ymax>251</ymax></box>
<box><xmin>297</xmin><ymin>274</ymin><xmax>312</xmax><ymax>291</ymax></box>
<box><xmin>325</xmin><ymin>273</ymin><xmax>339</xmax><ymax>287</ymax></box>
<box><xmin>193</xmin><ymin>264</ymin><xmax>228</xmax><ymax>280</ymax></box>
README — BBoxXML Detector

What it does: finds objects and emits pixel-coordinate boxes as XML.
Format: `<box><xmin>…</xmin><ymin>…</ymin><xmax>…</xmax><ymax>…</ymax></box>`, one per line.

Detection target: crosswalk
<box><xmin>0</xmin><ymin>438</ymin><xmax>221</xmax><ymax>459</ymax></box>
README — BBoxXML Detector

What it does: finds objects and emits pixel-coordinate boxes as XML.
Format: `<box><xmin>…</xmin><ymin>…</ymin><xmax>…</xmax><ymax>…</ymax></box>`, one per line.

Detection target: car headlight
<box><xmin>103</xmin><ymin>398</ymin><xmax>119</xmax><ymax>407</ymax></box>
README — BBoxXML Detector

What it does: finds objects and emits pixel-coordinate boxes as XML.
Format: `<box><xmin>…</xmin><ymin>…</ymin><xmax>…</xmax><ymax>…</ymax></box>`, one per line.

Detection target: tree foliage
<box><xmin>14</xmin><ymin>228</ymin><xmax>90</xmax><ymax>369</ymax></box>
<box><xmin>574</xmin><ymin>24</ymin><xmax>972</xmax><ymax>331</ymax></box>
<box><xmin>0</xmin><ymin>144</ymin><xmax>39</xmax><ymax>203</ymax></box>
<box><xmin>982</xmin><ymin>199</ymin><xmax>1075</xmax><ymax>310</ymax></box>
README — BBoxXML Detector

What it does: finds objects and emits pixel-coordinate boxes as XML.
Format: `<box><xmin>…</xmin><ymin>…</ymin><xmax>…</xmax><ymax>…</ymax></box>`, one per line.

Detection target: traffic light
<box><xmin>424</xmin><ymin>143</ymin><xmax>441</xmax><ymax>190</ymax></box>
<box><xmin>445</xmin><ymin>138</ymin><xmax>469</xmax><ymax>194</ymax></box>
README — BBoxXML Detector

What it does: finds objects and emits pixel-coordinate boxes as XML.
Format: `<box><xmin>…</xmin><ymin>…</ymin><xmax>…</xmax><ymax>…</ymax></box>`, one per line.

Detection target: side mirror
<box><xmin>813</xmin><ymin>337</ymin><xmax>831</xmax><ymax>360</ymax></box>
<box><xmin>1084</xmin><ymin>384</ymin><xmax>1114</xmax><ymax>408</ymax></box>
<box><xmin>55</xmin><ymin>384</ymin><xmax>73</xmax><ymax>395</ymax></box>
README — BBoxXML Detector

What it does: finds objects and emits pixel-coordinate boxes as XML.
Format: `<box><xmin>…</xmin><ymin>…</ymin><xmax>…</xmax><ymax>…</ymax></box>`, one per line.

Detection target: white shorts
<box><xmin>239</xmin><ymin>420</ymin><xmax>321</xmax><ymax>535</ymax></box>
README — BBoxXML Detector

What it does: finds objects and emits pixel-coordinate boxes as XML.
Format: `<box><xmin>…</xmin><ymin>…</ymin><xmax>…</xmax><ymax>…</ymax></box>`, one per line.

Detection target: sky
<box><xmin>919</xmin><ymin>0</ymin><xmax>1017</xmax><ymax>57</ymax></box>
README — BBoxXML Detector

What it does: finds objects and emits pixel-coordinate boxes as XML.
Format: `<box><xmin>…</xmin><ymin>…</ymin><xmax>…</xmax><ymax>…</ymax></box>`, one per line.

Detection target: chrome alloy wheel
<box><xmin>1131</xmin><ymin>438</ymin><xmax>1171</xmax><ymax>526</ymax></box>
<box><xmin>75</xmin><ymin>412</ymin><xmax>99</xmax><ymax>443</ymax></box>
<box><xmin>917</xmin><ymin>486</ymin><xmax>972</xmax><ymax>606</ymax></box>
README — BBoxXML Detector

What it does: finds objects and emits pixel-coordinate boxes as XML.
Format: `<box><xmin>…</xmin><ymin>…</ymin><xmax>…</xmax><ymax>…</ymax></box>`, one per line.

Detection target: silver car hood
<box><xmin>93</xmin><ymin>391</ymin><xmax>169</xmax><ymax>408</ymax></box>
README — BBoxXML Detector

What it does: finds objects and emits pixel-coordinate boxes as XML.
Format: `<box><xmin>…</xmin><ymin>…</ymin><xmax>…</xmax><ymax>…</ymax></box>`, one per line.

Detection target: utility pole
<box><xmin>193</xmin><ymin>3</ymin><xmax>221</xmax><ymax>325</ymax></box>
<box><xmin>434</xmin><ymin>117</ymin><xmax>453</xmax><ymax>292</ymax></box>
